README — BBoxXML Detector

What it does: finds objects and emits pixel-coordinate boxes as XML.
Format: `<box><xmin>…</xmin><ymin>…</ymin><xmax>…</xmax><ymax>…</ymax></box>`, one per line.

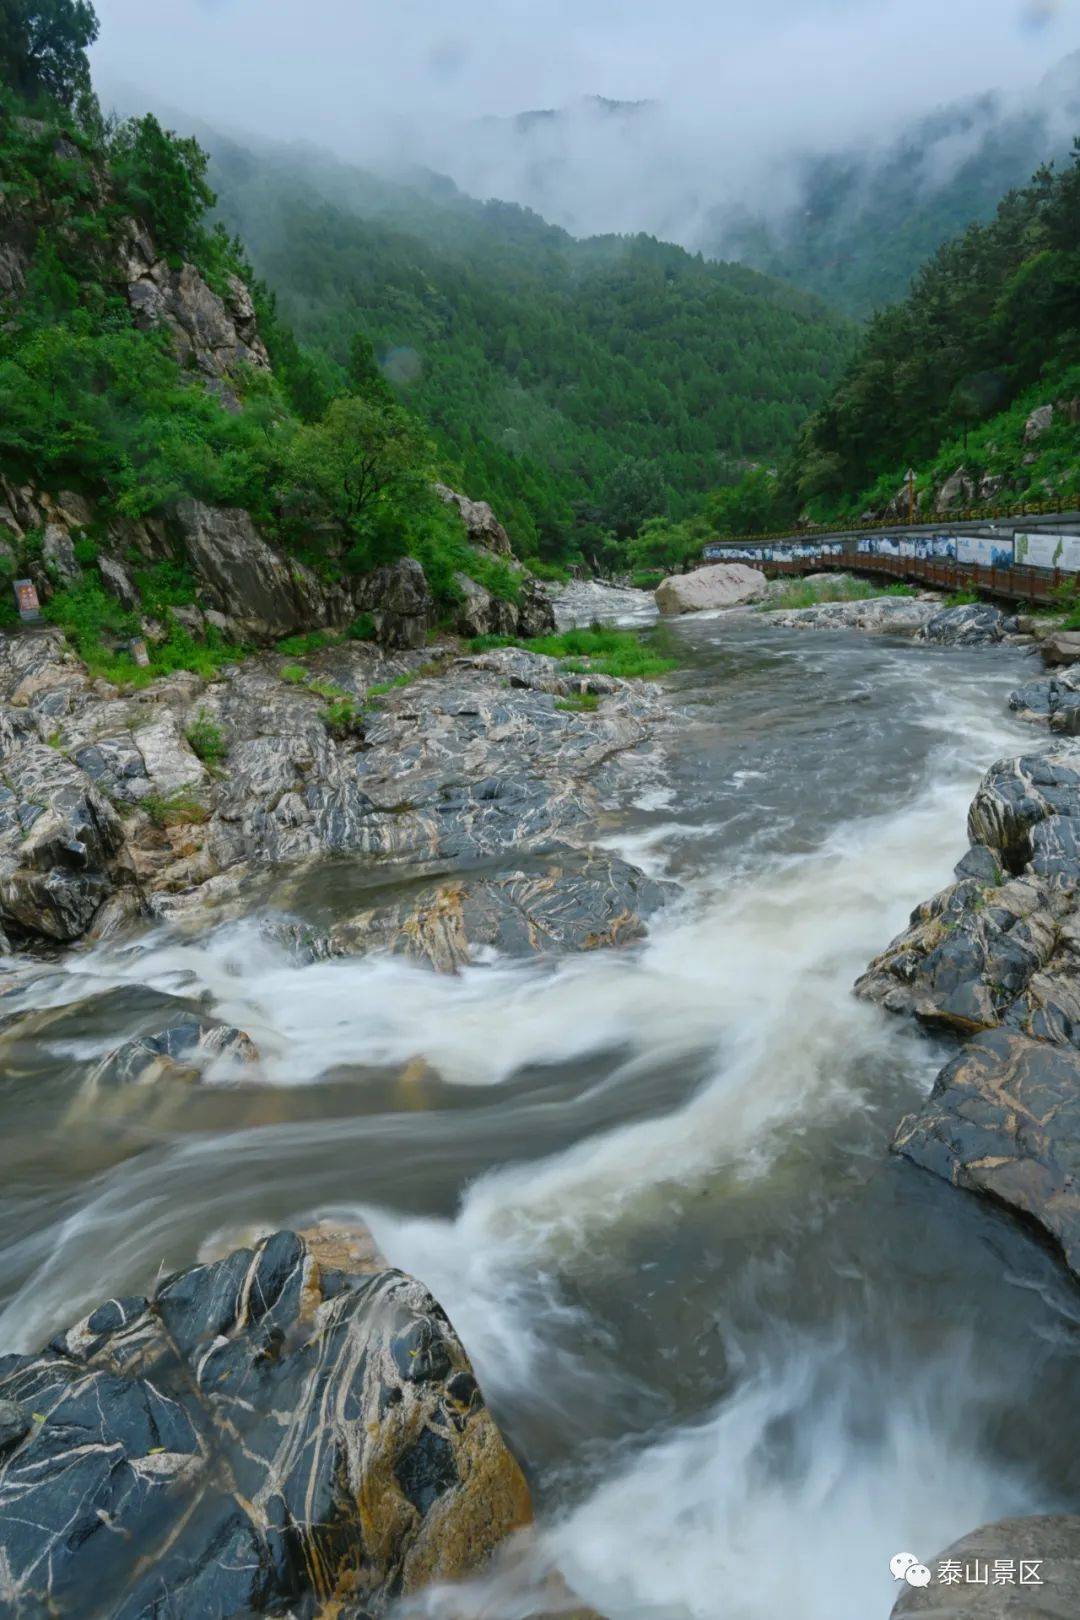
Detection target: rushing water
<box><xmin>2</xmin><ymin>615</ymin><xmax>1079</xmax><ymax>1619</ymax></box>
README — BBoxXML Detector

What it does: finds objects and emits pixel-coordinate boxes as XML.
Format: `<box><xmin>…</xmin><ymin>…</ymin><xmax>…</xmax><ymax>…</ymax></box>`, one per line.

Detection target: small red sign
<box><xmin>13</xmin><ymin>579</ymin><xmax>41</xmax><ymax>620</ymax></box>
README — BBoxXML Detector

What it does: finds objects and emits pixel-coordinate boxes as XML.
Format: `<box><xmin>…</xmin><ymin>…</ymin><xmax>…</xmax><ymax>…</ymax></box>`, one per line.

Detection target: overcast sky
<box><xmin>88</xmin><ymin>0</ymin><xmax>1076</xmax><ymax>237</ymax></box>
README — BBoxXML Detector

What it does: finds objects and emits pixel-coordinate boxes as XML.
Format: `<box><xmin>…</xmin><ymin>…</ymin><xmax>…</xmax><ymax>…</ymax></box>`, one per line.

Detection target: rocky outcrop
<box><xmin>655</xmin><ymin>562</ymin><xmax>767</xmax><ymax>615</ymax></box>
<box><xmin>1024</xmin><ymin>403</ymin><xmax>1055</xmax><ymax>444</ymax></box>
<box><xmin>354</xmin><ymin>556</ymin><xmax>435</xmax><ymax>650</ymax></box>
<box><xmin>434</xmin><ymin>484</ymin><xmax>513</xmax><ymax>556</ymax></box>
<box><xmin>515</xmin><ymin>577</ymin><xmax>557</xmax><ymax>638</ymax></box>
<box><xmin>766</xmin><ymin>596</ymin><xmax>938</xmax><ymax>636</ymax></box>
<box><xmin>452</xmin><ymin>571</ymin><xmax>518</xmax><ymax>639</ymax></box>
<box><xmin>859</xmin><ymin>745</ymin><xmax>1080</xmax><ymax>1279</ymax></box>
<box><xmin>0</xmin><ymin>1230</ymin><xmax>532</xmax><ymax>1618</ymax></box>
<box><xmin>916</xmin><ymin>603</ymin><xmax>1015</xmax><ymax>647</ymax></box>
<box><xmin>0</xmin><ymin>629</ymin><xmax>669</xmax><ymax>959</ymax></box>
<box><xmin>891</xmin><ymin>1516</ymin><xmax>1080</xmax><ymax>1616</ymax></box>
<box><xmin>936</xmin><ymin>466</ymin><xmax>975</xmax><ymax>511</ymax></box>
<box><xmin>857</xmin><ymin>750</ymin><xmax>1080</xmax><ymax>1037</ymax></box>
<box><xmin>123</xmin><ymin>224</ymin><xmax>270</xmax><ymax>401</ymax></box>
<box><xmin>173</xmin><ymin>499</ymin><xmax>348</xmax><ymax>642</ymax></box>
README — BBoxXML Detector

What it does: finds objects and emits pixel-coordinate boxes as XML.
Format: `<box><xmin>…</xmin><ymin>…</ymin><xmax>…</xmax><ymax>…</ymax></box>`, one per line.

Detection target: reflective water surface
<box><xmin>2</xmin><ymin>617</ymin><xmax>1077</xmax><ymax>1619</ymax></box>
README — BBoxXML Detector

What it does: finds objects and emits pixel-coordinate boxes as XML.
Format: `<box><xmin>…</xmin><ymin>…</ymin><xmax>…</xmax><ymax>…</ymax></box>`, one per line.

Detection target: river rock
<box><xmin>1041</xmin><ymin>632</ymin><xmax>1080</xmax><ymax>668</ymax></box>
<box><xmin>916</xmin><ymin>603</ymin><xmax>1014</xmax><ymax>646</ymax></box>
<box><xmin>0</xmin><ymin>1230</ymin><xmax>532</xmax><ymax>1618</ymax></box>
<box><xmin>1009</xmin><ymin>665</ymin><xmax>1080</xmax><ymax>732</ymax></box>
<box><xmin>85</xmin><ymin>1014</ymin><xmax>259</xmax><ymax>1089</ymax></box>
<box><xmin>766</xmin><ymin>596</ymin><xmax>938</xmax><ymax>636</ymax></box>
<box><xmin>655</xmin><ymin>563</ymin><xmax>767</xmax><ymax>615</ymax></box>
<box><xmin>857</xmin><ymin>750</ymin><xmax>1080</xmax><ymax>1039</ymax></box>
<box><xmin>892</xmin><ymin>1030</ymin><xmax>1080</xmax><ymax>1277</ymax></box>
<box><xmin>299</xmin><ymin>848</ymin><xmax>670</xmax><ymax>972</ymax></box>
<box><xmin>891</xmin><ymin>1516</ymin><xmax>1080</xmax><ymax>1616</ymax></box>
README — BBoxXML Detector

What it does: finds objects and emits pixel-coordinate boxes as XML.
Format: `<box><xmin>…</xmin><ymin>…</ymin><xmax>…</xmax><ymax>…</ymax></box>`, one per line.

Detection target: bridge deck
<box><xmin>761</xmin><ymin>550</ymin><xmax>1067</xmax><ymax>604</ymax></box>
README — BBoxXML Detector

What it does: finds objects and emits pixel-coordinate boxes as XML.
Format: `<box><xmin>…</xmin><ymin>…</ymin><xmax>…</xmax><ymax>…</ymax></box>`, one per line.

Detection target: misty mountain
<box><xmin>206</xmin><ymin>132</ymin><xmax>853</xmax><ymax>556</ymax></box>
<box><xmin>428</xmin><ymin>51</ymin><xmax>1080</xmax><ymax>320</ymax></box>
<box><xmin>710</xmin><ymin>51</ymin><xmax>1080</xmax><ymax>318</ymax></box>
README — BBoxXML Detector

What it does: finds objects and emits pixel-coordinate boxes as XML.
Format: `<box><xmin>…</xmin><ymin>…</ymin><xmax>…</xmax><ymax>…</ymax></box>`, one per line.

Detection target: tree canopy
<box><xmin>0</xmin><ymin>0</ymin><xmax>98</xmax><ymax>106</ymax></box>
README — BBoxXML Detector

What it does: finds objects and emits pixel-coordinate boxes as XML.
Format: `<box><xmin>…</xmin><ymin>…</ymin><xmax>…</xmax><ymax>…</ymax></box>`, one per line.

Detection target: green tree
<box><xmin>109</xmin><ymin>114</ymin><xmax>215</xmax><ymax>259</ymax></box>
<box><xmin>0</xmin><ymin>0</ymin><xmax>97</xmax><ymax>106</ymax></box>
<box><xmin>600</xmin><ymin>458</ymin><xmax>667</xmax><ymax>539</ymax></box>
<box><xmin>278</xmin><ymin>395</ymin><xmax>428</xmax><ymax>553</ymax></box>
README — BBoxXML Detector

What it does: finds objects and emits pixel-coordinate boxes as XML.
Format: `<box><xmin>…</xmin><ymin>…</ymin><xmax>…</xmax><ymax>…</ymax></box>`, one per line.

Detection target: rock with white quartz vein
<box><xmin>0</xmin><ymin>1230</ymin><xmax>533</xmax><ymax>1618</ymax></box>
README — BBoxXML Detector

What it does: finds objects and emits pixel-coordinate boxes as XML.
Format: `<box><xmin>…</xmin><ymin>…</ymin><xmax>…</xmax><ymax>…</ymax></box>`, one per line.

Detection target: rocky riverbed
<box><xmin>5</xmin><ymin>593</ymin><xmax>1080</xmax><ymax>1618</ymax></box>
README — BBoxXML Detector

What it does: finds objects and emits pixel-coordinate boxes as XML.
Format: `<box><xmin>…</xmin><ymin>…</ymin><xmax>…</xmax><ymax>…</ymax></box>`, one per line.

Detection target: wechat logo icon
<box><xmin>891</xmin><ymin>1552</ymin><xmax>933</xmax><ymax>1588</ymax></box>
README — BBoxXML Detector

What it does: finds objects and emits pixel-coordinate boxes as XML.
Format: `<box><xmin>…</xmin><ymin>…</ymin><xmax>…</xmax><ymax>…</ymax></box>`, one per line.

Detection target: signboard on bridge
<box><xmin>1014</xmin><ymin>532</ymin><xmax>1080</xmax><ymax>574</ymax></box>
<box><xmin>956</xmin><ymin>534</ymin><xmax>1014</xmax><ymax>568</ymax></box>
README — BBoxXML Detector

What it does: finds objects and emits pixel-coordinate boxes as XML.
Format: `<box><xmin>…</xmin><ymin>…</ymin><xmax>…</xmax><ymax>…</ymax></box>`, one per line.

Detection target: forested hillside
<box><xmin>711</xmin><ymin>55</ymin><xmax>1080</xmax><ymax>320</ymax></box>
<box><xmin>705</xmin><ymin>140</ymin><xmax>1080</xmax><ymax>542</ymax></box>
<box><xmin>207</xmin><ymin>136</ymin><xmax>854</xmax><ymax>562</ymax></box>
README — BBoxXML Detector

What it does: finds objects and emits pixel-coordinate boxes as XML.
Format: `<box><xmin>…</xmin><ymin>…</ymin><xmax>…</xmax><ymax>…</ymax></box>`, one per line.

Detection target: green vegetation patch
<box><xmin>469</xmin><ymin>625</ymin><xmax>677</xmax><ymax>680</ymax></box>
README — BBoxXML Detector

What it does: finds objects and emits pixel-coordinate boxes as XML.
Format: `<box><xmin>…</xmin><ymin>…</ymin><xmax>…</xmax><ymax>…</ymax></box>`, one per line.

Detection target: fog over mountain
<box><xmin>89</xmin><ymin>0</ymin><xmax>1078</xmax><ymax>315</ymax></box>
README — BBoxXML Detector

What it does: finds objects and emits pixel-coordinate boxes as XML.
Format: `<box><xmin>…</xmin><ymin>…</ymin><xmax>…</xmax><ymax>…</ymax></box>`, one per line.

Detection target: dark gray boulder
<box><xmin>172</xmin><ymin>499</ymin><xmax>346</xmax><ymax>643</ymax></box>
<box><xmin>86</xmin><ymin>1015</ymin><xmax>259</xmax><ymax>1088</ymax></box>
<box><xmin>893</xmin><ymin>1029</ymin><xmax>1080</xmax><ymax>1276</ymax></box>
<box><xmin>916</xmin><ymin>603</ymin><xmax>1012</xmax><ymax>647</ymax></box>
<box><xmin>354</xmin><ymin>556</ymin><xmax>435</xmax><ymax>650</ymax></box>
<box><xmin>0</xmin><ymin>1231</ymin><xmax>532</xmax><ymax>1619</ymax></box>
<box><xmin>891</xmin><ymin>1516</ymin><xmax>1080</xmax><ymax>1616</ymax></box>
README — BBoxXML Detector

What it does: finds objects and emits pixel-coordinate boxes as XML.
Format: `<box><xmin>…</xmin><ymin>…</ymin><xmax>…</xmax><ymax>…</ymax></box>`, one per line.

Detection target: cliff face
<box><xmin>0</xmin><ymin>139</ymin><xmax>553</xmax><ymax>651</ymax></box>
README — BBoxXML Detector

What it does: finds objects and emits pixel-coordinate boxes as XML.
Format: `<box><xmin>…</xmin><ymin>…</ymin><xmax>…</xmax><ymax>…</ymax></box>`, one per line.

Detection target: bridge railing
<box><xmin>764</xmin><ymin>548</ymin><xmax>1068</xmax><ymax>605</ymax></box>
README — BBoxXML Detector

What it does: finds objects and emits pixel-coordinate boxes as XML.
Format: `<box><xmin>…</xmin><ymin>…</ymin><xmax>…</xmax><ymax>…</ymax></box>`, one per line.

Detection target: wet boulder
<box><xmin>916</xmin><ymin>603</ymin><xmax>1013</xmax><ymax>646</ymax></box>
<box><xmin>893</xmin><ymin>1031</ymin><xmax>1080</xmax><ymax>1280</ymax></box>
<box><xmin>300</xmin><ymin>847</ymin><xmax>670</xmax><ymax>972</ymax></box>
<box><xmin>85</xmin><ymin>1014</ymin><xmax>259</xmax><ymax>1089</ymax></box>
<box><xmin>891</xmin><ymin>1515</ymin><xmax>1080</xmax><ymax>1615</ymax></box>
<box><xmin>655</xmin><ymin>562</ymin><xmax>767</xmax><ymax>615</ymax></box>
<box><xmin>0</xmin><ymin>744</ymin><xmax>128</xmax><ymax>942</ymax></box>
<box><xmin>967</xmin><ymin>750</ymin><xmax>1080</xmax><ymax>875</ymax></box>
<box><xmin>0</xmin><ymin>1230</ymin><xmax>532</xmax><ymax>1619</ymax></box>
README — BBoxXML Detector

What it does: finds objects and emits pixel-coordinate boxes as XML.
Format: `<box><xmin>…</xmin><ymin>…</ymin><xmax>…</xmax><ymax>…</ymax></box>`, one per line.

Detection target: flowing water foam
<box><xmin>0</xmin><ymin>632</ymin><xmax>1053</xmax><ymax>1617</ymax></box>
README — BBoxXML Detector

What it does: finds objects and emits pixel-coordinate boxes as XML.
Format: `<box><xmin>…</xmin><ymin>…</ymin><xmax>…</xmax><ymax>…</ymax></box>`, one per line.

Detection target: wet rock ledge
<box><xmin>0</xmin><ymin>630</ymin><xmax>672</xmax><ymax>969</ymax></box>
<box><xmin>0</xmin><ymin>1229</ymin><xmax>532</xmax><ymax>1618</ymax></box>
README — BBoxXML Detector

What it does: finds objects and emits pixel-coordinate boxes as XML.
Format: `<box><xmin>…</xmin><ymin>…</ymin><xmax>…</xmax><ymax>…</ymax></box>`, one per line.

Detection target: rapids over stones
<box><xmin>7</xmin><ymin>577</ymin><xmax>1080</xmax><ymax>1617</ymax></box>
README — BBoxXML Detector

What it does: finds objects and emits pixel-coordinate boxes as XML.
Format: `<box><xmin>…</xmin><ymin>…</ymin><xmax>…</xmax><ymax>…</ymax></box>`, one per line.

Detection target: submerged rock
<box><xmin>0</xmin><ymin>1230</ymin><xmax>532</xmax><ymax>1618</ymax></box>
<box><xmin>85</xmin><ymin>1015</ymin><xmax>259</xmax><ymax>1089</ymax></box>
<box><xmin>655</xmin><ymin>563</ymin><xmax>767</xmax><ymax>615</ymax></box>
<box><xmin>296</xmin><ymin>848</ymin><xmax>671</xmax><ymax>973</ymax></box>
<box><xmin>891</xmin><ymin>1515</ymin><xmax>1080</xmax><ymax>1616</ymax></box>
